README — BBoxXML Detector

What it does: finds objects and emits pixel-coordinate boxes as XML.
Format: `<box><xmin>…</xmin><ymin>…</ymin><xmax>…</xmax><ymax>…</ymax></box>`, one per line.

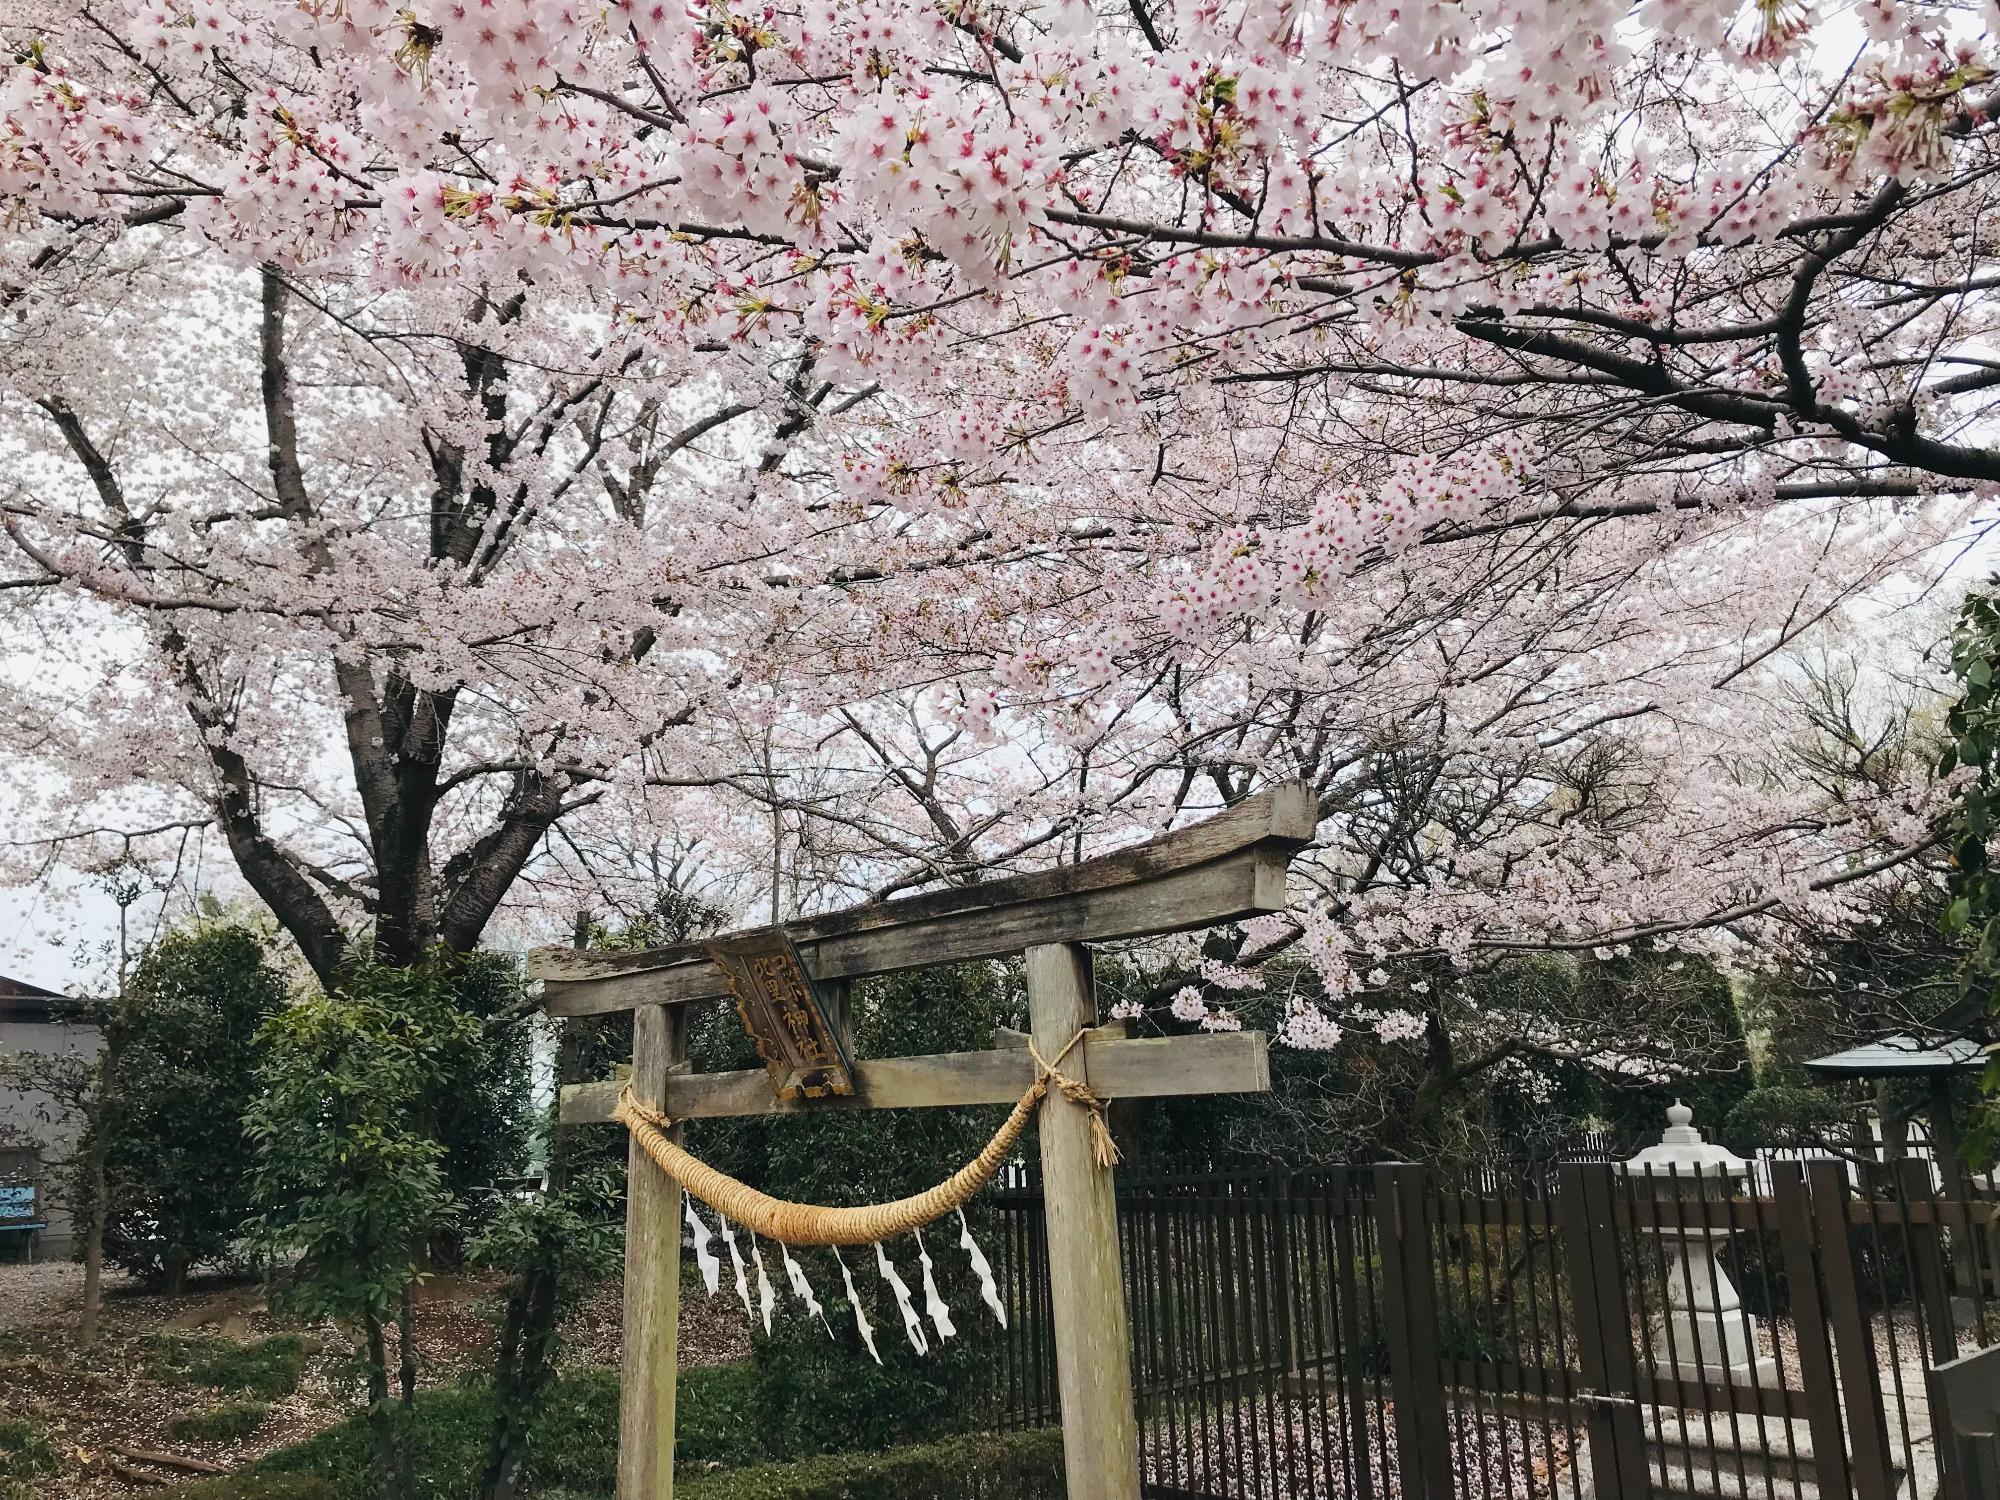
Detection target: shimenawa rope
<box><xmin>612</xmin><ymin>1029</ymin><xmax>1119</xmax><ymax>1247</ymax></box>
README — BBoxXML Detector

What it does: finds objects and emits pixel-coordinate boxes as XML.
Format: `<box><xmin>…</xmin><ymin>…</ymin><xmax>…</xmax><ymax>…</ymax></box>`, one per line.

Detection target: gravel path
<box><xmin>1141</xmin><ymin>1393</ymin><xmax>1580</xmax><ymax>1500</ymax></box>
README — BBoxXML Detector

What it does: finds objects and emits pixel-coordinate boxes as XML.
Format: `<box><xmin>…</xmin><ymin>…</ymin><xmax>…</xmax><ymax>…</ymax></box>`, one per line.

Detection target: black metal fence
<box><xmin>990</xmin><ymin>1154</ymin><xmax>2000</xmax><ymax>1499</ymax></box>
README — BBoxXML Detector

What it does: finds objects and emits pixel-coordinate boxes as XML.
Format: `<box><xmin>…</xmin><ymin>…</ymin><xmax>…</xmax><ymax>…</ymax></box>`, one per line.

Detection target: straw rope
<box><xmin>612</xmin><ymin>1030</ymin><xmax>1119</xmax><ymax>1247</ymax></box>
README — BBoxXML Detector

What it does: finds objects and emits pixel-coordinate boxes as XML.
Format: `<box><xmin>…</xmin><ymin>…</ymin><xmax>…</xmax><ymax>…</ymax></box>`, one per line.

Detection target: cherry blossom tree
<box><xmin>0</xmin><ymin>0</ymin><xmax>1994</xmax><ymax>1016</ymax></box>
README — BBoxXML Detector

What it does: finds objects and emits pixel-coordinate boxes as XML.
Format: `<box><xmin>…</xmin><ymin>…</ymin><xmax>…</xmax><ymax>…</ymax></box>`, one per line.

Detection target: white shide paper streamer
<box><xmin>876</xmin><ymin>1241</ymin><xmax>929</xmax><ymax>1356</ymax></box>
<box><xmin>781</xmin><ymin>1241</ymin><xmax>835</xmax><ymax>1338</ymax></box>
<box><xmin>958</xmin><ymin>1208</ymin><xmax>1007</xmax><ymax>1328</ymax></box>
<box><xmin>915</xmin><ymin>1229</ymin><xmax>956</xmax><ymax>1342</ymax></box>
<box><xmin>719</xmin><ymin>1218</ymin><xmax>754</xmax><ymax>1321</ymax></box>
<box><xmin>834</xmin><ymin>1248</ymin><xmax>882</xmax><ymax>1364</ymax></box>
<box><xmin>750</xmin><ymin>1235</ymin><xmax>779</xmax><ymax>1335</ymax></box>
<box><xmin>685</xmin><ymin>1195</ymin><xmax>721</xmax><ymax>1296</ymax></box>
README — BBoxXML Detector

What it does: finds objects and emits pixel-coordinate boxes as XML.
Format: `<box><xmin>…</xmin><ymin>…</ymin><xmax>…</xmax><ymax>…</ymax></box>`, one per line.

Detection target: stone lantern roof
<box><xmin>1619</xmin><ymin>1101</ymin><xmax>1748</xmax><ymax>1181</ymax></box>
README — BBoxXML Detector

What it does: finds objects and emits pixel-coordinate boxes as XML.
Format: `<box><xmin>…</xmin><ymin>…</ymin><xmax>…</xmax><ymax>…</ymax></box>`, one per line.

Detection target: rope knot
<box><xmin>615</xmin><ymin>1081</ymin><xmax>673</xmax><ymax>1136</ymax></box>
<box><xmin>1026</xmin><ymin>1030</ymin><xmax>1122</xmax><ymax>1169</ymax></box>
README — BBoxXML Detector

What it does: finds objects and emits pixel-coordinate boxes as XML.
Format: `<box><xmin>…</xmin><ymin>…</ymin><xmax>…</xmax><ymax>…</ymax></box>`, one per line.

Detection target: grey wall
<box><xmin>0</xmin><ymin>1016</ymin><xmax>103</xmax><ymax>1252</ymax></box>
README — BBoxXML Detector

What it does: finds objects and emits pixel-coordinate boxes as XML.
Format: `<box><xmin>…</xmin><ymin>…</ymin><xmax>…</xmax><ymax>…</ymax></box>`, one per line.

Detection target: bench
<box><xmin>0</xmin><ymin>1181</ymin><xmax>46</xmax><ymax>1262</ymax></box>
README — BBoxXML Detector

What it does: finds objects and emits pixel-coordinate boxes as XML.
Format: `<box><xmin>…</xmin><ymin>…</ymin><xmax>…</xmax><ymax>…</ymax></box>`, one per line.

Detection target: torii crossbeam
<box><xmin>532</xmin><ymin>781</ymin><xmax>1315</xmax><ymax>1500</ymax></box>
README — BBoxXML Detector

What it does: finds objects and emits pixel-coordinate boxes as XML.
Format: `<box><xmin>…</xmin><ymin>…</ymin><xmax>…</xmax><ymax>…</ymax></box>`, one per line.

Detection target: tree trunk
<box><xmin>397</xmin><ymin>1281</ymin><xmax>419</xmax><ymax>1405</ymax></box>
<box><xmin>478</xmin><ymin>1258</ymin><xmax>562</xmax><ymax>1500</ymax></box>
<box><xmin>77</xmin><ymin>1126</ymin><xmax>109</xmax><ymax>1348</ymax></box>
<box><xmin>363</xmin><ymin>1307</ymin><xmax>404</xmax><ymax>1500</ymax></box>
<box><xmin>1407</xmin><ymin>1007</ymin><xmax>1457</xmax><ymax>1156</ymax></box>
<box><xmin>76</xmin><ymin>997</ymin><xmax>133</xmax><ymax>1349</ymax></box>
<box><xmin>396</xmin><ymin>1293</ymin><xmax>417</xmax><ymax>1500</ymax></box>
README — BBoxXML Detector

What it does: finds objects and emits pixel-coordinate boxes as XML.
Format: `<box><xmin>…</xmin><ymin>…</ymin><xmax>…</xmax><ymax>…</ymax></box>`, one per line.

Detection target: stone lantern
<box><xmin>1619</xmin><ymin>1102</ymin><xmax>1779</xmax><ymax>1388</ymax></box>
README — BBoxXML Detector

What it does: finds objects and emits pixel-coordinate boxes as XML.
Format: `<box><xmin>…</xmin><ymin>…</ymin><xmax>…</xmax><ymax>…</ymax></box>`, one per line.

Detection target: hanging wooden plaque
<box><xmin>707</xmin><ymin>931</ymin><xmax>857</xmax><ymax>1101</ymax></box>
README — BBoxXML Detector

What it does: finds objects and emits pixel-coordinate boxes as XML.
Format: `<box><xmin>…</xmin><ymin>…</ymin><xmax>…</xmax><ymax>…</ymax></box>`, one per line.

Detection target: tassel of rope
<box><xmin>611</xmin><ymin>1027</ymin><xmax>1115</xmax><ymax>1247</ymax></box>
<box><xmin>1025</xmin><ymin>1034</ymin><xmax>1121</xmax><ymax>1169</ymax></box>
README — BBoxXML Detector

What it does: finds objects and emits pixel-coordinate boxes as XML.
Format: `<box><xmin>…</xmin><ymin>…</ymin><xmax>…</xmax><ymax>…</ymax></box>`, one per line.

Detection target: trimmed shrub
<box><xmin>676</xmin><ymin>1429</ymin><xmax>1065</xmax><ymax>1500</ymax></box>
<box><xmin>663</xmin><ymin>1363</ymin><xmax>760</xmax><ymax>1467</ymax></box>
<box><xmin>165</xmin><ymin>1477</ymin><xmax>336</xmax><ymax>1500</ymax></box>
<box><xmin>253</xmin><ymin>1369</ymin><xmax>625</xmax><ymax>1498</ymax></box>
<box><xmin>169</xmin><ymin>1401</ymin><xmax>272</xmax><ymax>1444</ymax></box>
<box><xmin>147</xmin><ymin>1334</ymin><xmax>311</xmax><ymax>1398</ymax></box>
<box><xmin>243</xmin><ymin>1364</ymin><xmax>1040</xmax><ymax>1500</ymax></box>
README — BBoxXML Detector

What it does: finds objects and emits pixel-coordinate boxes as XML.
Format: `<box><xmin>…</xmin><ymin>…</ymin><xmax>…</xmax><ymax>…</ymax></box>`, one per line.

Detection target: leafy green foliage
<box><xmin>434</xmin><ymin>953</ymin><xmax>536</xmax><ymax>1252</ymax></box>
<box><xmin>1940</xmin><ymin>590</ymin><xmax>2000</xmax><ymax>1161</ymax></box>
<box><xmin>466</xmin><ymin>1175</ymin><xmax>621</xmax><ymax>1298</ymax></box>
<box><xmin>671</xmin><ymin>1362</ymin><xmax>763</xmax><ymax>1466</ymax></box>
<box><xmin>146</xmin><ymin>1334</ymin><xmax>311</xmax><ymax>1398</ymax></box>
<box><xmin>68</xmin><ymin>923</ymin><xmax>290</xmax><ymax>1289</ymax></box>
<box><xmin>246</xmin><ymin>954</ymin><xmax>472</xmax><ymax>1328</ymax></box>
<box><xmin>169</xmin><ymin>1402</ymin><xmax>273</xmax><ymax>1444</ymax></box>
<box><xmin>1721</xmin><ymin>1085</ymin><xmax>1851</xmax><ymax>1156</ymax></box>
<box><xmin>0</xmin><ymin>1419</ymin><xmax>55</xmax><ymax>1479</ymax></box>
<box><xmin>247</xmin><ymin>951</ymin><xmax>485</xmax><ymax>1499</ymax></box>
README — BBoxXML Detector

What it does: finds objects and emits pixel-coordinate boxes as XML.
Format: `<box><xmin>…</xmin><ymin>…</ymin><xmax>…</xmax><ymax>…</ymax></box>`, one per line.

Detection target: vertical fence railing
<box><xmin>991</xmin><ymin>1150</ymin><xmax>2000</xmax><ymax>1500</ymax></box>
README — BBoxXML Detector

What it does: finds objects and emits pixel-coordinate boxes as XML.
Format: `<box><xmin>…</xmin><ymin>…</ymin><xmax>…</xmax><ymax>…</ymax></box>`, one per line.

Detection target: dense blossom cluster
<box><xmin>0</xmin><ymin>0</ymin><xmax>1994</xmax><ymax>1070</ymax></box>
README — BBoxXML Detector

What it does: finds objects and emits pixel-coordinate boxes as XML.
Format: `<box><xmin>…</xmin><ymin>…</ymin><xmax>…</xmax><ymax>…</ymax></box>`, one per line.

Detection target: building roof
<box><xmin>0</xmin><ymin>974</ymin><xmax>91</xmax><ymax>1022</ymax></box>
<box><xmin>1802</xmin><ymin>1034</ymin><xmax>1989</xmax><ymax>1079</ymax></box>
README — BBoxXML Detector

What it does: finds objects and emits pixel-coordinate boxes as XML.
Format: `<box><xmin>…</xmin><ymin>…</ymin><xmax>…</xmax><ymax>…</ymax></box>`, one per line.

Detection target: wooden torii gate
<box><xmin>532</xmin><ymin>781</ymin><xmax>1314</xmax><ymax>1500</ymax></box>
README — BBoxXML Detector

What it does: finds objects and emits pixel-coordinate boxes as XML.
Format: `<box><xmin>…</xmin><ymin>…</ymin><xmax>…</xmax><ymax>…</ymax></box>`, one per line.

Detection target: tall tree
<box><xmin>0</xmin><ymin>1</ymin><xmax>1990</xmax><ymax>996</ymax></box>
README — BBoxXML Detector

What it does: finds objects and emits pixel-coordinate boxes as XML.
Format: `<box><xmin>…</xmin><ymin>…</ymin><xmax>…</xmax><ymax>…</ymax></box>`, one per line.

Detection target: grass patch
<box><xmin>0</xmin><ymin>1419</ymin><xmax>56</xmax><ymax>1480</ymax></box>
<box><xmin>170</xmin><ymin>1401</ymin><xmax>273</xmax><ymax>1444</ymax></box>
<box><xmin>147</xmin><ymin>1334</ymin><xmax>312</xmax><ymax>1398</ymax></box>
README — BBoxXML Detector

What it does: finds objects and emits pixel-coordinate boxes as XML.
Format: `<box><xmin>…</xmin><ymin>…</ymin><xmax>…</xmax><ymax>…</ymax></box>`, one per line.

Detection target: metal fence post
<box><xmin>1807</xmin><ymin>1159</ymin><xmax>1897</xmax><ymax>1496</ymax></box>
<box><xmin>1331</xmin><ymin>1167</ymin><xmax>1377</xmax><ymax>1500</ymax></box>
<box><xmin>1372</xmin><ymin>1164</ymin><xmax>1452</xmax><ymax>1500</ymax></box>
<box><xmin>1771</xmin><ymin>1161</ymin><xmax>1855</xmax><ymax>1500</ymax></box>
<box><xmin>1557</xmin><ymin>1162</ymin><xmax>1650</xmax><ymax>1499</ymax></box>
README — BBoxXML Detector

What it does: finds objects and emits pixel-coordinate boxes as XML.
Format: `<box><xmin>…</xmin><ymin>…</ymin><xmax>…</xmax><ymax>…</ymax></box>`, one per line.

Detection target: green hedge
<box><xmin>164</xmin><ymin>1479</ymin><xmax>336</xmax><ymax>1500</ymax></box>
<box><xmin>146</xmin><ymin>1334</ymin><xmax>312</xmax><ymax>1398</ymax></box>
<box><xmin>677</xmin><ymin>1430</ymin><xmax>1064</xmax><ymax>1500</ymax></box>
<box><xmin>170</xmin><ymin>1401</ymin><xmax>272</xmax><ymax>1444</ymax></box>
<box><xmin>251</xmin><ymin>1371</ymin><xmax>617</xmax><ymax>1500</ymax></box>
<box><xmin>247</xmin><ymin>1364</ymin><xmax>754</xmax><ymax>1499</ymax></box>
<box><xmin>199</xmin><ymin>1426</ymin><xmax>1060</xmax><ymax>1500</ymax></box>
<box><xmin>183</xmin><ymin>1365</ymin><xmax>1047</xmax><ymax>1500</ymax></box>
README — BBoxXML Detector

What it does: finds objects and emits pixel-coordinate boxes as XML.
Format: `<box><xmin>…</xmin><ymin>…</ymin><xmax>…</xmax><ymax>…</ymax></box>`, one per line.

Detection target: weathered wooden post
<box><xmin>1026</xmin><ymin>942</ymin><xmax>1140</xmax><ymax>1499</ymax></box>
<box><xmin>621</xmin><ymin>1005</ymin><xmax>685</xmax><ymax>1500</ymax></box>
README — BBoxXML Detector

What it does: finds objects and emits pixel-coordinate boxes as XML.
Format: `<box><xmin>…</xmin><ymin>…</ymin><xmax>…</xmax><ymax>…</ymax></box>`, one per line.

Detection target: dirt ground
<box><xmin>0</xmin><ymin>1257</ymin><xmax>749</xmax><ymax>1498</ymax></box>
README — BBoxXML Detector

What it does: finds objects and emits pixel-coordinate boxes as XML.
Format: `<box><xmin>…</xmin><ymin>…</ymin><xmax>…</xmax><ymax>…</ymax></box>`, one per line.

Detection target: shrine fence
<box><xmin>988</xmin><ymin>1156</ymin><xmax>2000</xmax><ymax>1500</ymax></box>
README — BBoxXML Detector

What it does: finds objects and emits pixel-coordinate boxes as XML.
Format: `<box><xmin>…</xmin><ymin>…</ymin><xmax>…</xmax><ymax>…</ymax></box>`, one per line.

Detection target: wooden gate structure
<box><xmin>532</xmin><ymin>782</ymin><xmax>1316</xmax><ymax>1500</ymax></box>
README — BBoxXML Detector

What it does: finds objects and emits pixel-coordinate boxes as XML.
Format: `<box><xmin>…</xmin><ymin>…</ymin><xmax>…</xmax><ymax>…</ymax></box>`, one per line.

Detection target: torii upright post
<box><xmin>1026</xmin><ymin>940</ymin><xmax>1139</xmax><ymax>1495</ymax></box>
<box><xmin>533</xmin><ymin>781</ymin><xmax>1316</xmax><ymax>1500</ymax></box>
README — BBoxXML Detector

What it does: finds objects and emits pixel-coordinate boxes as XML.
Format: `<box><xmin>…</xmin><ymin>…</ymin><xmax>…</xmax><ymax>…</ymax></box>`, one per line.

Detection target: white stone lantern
<box><xmin>1619</xmin><ymin>1102</ymin><xmax>1779</xmax><ymax>1388</ymax></box>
